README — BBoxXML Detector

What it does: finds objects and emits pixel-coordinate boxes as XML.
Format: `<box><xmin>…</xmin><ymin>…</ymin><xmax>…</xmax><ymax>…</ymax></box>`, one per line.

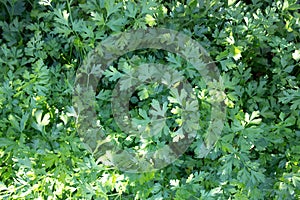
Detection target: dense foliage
<box><xmin>0</xmin><ymin>0</ymin><xmax>299</xmax><ymax>199</ymax></box>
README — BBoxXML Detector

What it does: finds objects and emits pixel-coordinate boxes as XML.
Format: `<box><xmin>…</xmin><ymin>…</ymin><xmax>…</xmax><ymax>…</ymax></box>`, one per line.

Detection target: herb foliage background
<box><xmin>0</xmin><ymin>0</ymin><xmax>299</xmax><ymax>199</ymax></box>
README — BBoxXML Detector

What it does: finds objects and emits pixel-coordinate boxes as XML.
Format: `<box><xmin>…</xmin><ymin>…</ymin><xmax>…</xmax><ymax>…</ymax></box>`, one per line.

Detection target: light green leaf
<box><xmin>20</xmin><ymin>112</ymin><xmax>30</xmax><ymax>132</ymax></box>
<box><xmin>0</xmin><ymin>138</ymin><xmax>15</xmax><ymax>147</ymax></box>
<box><xmin>145</xmin><ymin>14</ymin><xmax>156</xmax><ymax>27</ymax></box>
<box><xmin>231</xmin><ymin>46</ymin><xmax>242</xmax><ymax>61</ymax></box>
<box><xmin>149</xmin><ymin>100</ymin><xmax>167</xmax><ymax>117</ymax></box>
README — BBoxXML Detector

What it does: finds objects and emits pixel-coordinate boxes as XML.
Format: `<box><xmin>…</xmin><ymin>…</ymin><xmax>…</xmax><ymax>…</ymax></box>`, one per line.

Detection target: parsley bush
<box><xmin>0</xmin><ymin>0</ymin><xmax>299</xmax><ymax>199</ymax></box>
